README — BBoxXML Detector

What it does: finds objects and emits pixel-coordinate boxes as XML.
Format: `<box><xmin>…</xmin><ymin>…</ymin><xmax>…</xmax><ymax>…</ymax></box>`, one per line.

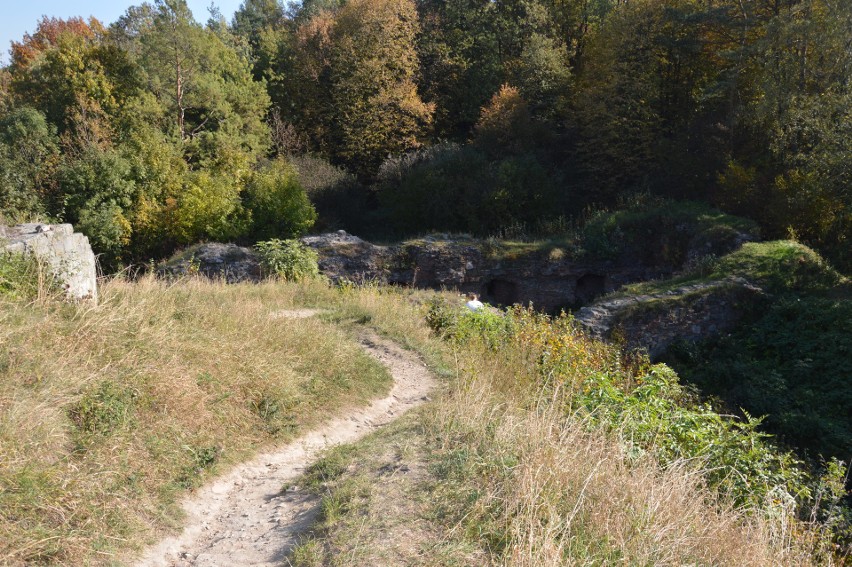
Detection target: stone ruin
<box><xmin>1</xmin><ymin>223</ymin><xmax>98</xmax><ymax>302</ymax></box>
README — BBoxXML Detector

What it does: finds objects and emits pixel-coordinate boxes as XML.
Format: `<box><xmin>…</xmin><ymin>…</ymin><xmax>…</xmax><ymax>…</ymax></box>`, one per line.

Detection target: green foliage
<box><xmin>579</xmin><ymin>199</ymin><xmax>759</xmax><ymax>263</ymax></box>
<box><xmin>380</xmin><ymin>144</ymin><xmax>562</xmax><ymax>236</ymax></box>
<box><xmin>289</xmin><ymin>0</ymin><xmax>433</xmax><ymax>176</ymax></box>
<box><xmin>0</xmin><ymin>252</ymin><xmax>48</xmax><ymax>301</ymax></box>
<box><xmin>254</xmin><ymin>238</ymin><xmax>320</xmax><ymax>281</ymax></box>
<box><xmin>573</xmin><ymin>365</ymin><xmax>809</xmax><ymax>507</ymax></box>
<box><xmin>666</xmin><ymin>295</ymin><xmax>852</xmax><ymax>463</ymax></box>
<box><xmin>289</xmin><ymin>154</ymin><xmax>369</xmax><ymax>232</ymax></box>
<box><xmin>431</xmin><ymin>304</ymin><xmax>820</xmax><ymax>512</ymax></box>
<box><xmin>175</xmin><ymin>444</ymin><xmax>222</xmax><ymax>489</ymax></box>
<box><xmin>58</xmin><ymin>147</ymin><xmax>136</xmax><ymax>267</ymax></box>
<box><xmin>712</xmin><ymin>241</ymin><xmax>844</xmax><ymax>294</ymax></box>
<box><xmin>69</xmin><ymin>381</ymin><xmax>137</xmax><ymax>435</ymax></box>
<box><xmin>0</xmin><ymin>108</ymin><xmax>60</xmax><ymax>219</ymax></box>
<box><xmin>164</xmin><ymin>171</ymin><xmax>249</xmax><ymax>245</ymax></box>
<box><xmin>244</xmin><ymin>160</ymin><xmax>317</xmax><ymax>240</ymax></box>
<box><xmin>426</xmin><ymin>297</ymin><xmax>513</xmax><ymax>349</ymax></box>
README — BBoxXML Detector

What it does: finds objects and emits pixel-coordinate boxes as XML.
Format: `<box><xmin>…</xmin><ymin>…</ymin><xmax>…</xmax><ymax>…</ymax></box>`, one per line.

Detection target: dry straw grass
<box><xmin>278</xmin><ymin>290</ymin><xmax>828</xmax><ymax>566</ymax></box>
<box><xmin>425</xmin><ymin>341</ymin><xmax>823</xmax><ymax>566</ymax></box>
<box><xmin>0</xmin><ymin>275</ymin><xmax>389</xmax><ymax>565</ymax></box>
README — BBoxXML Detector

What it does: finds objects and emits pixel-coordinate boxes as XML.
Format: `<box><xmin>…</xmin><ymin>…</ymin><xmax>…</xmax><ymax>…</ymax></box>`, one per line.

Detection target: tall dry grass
<box><xmin>424</xmin><ymin>339</ymin><xmax>825</xmax><ymax>566</ymax></box>
<box><xmin>0</xmin><ymin>275</ymin><xmax>389</xmax><ymax>565</ymax></box>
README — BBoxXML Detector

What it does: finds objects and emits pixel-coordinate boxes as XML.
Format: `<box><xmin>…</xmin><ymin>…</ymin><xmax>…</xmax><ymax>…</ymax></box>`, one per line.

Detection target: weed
<box><xmin>69</xmin><ymin>381</ymin><xmax>137</xmax><ymax>435</ymax></box>
<box><xmin>289</xmin><ymin>538</ymin><xmax>324</xmax><ymax>567</ymax></box>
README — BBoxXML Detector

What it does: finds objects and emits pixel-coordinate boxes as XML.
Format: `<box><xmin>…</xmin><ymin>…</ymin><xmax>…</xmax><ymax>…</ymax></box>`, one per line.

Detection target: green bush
<box><xmin>426</xmin><ymin>297</ymin><xmax>513</xmax><ymax>349</ymax></box>
<box><xmin>244</xmin><ymin>159</ymin><xmax>317</xmax><ymax>240</ymax></box>
<box><xmin>254</xmin><ymin>239</ymin><xmax>319</xmax><ymax>281</ymax></box>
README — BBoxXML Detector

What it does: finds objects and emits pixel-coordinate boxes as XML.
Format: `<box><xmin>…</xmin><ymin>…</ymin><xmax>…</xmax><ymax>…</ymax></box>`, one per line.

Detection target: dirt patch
<box><xmin>269</xmin><ymin>309</ymin><xmax>326</xmax><ymax>319</ymax></box>
<box><xmin>135</xmin><ymin>330</ymin><xmax>437</xmax><ymax>567</ymax></box>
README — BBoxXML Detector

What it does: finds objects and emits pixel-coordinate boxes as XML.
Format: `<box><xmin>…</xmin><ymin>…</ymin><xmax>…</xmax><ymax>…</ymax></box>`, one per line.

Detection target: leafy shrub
<box><xmin>58</xmin><ymin>147</ymin><xmax>136</xmax><ymax>268</ymax></box>
<box><xmin>426</xmin><ymin>297</ymin><xmax>513</xmax><ymax>349</ymax></box>
<box><xmin>244</xmin><ymin>159</ymin><xmax>317</xmax><ymax>240</ymax></box>
<box><xmin>254</xmin><ymin>238</ymin><xmax>319</xmax><ymax>281</ymax></box>
<box><xmin>163</xmin><ymin>170</ymin><xmax>248</xmax><ymax>246</ymax></box>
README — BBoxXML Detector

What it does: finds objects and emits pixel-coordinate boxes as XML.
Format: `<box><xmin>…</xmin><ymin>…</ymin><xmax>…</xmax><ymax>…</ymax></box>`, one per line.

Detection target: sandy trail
<box><xmin>136</xmin><ymin>315</ymin><xmax>436</xmax><ymax>567</ymax></box>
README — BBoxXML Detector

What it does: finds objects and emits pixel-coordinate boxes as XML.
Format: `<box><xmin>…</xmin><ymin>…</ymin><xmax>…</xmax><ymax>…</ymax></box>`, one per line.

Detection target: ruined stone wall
<box><xmin>2</xmin><ymin>223</ymin><xmax>98</xmax><ymax>302</ymax></box>
<box><xmin>575</xmin><ymin>278</ymin><xmax>764</xmax><ymax>359</ymax></box>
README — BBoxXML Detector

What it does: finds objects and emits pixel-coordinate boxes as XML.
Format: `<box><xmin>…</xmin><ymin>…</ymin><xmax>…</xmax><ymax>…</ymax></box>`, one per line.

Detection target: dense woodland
<box><xmin>0</xmin><ymin>0</ymin><xmax>849</xmax><ymax>272</ymax></box>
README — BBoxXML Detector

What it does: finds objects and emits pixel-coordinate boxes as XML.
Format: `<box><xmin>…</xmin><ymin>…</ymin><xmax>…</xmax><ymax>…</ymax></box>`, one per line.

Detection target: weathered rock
<box><xmin>302</xmin><ymin>231</ymin><xmax>677</xmax><ymax>312</ymax></box>
<box><xmin>1</xmin><ymin>223</ymin><xmax>98</xmax><ymax>302</ymax></box>
<box><xmin>156</xmin><ymin>225</ymin><xmax>756</xmax><ymax>317</ymax></box>
<box><xmin>301</xmin><ymin>231</ymin><xmax>394</xmax><ymax>283</ymax></box>
<box><xmin>158</xmin><ymin>243</ymin><xmax>261</xmax><ymax>283</ymax></box>
<box><xmin>575</xmin><ymin>277</ymin><xmax>766</xmax><ymax>358</ymax></box>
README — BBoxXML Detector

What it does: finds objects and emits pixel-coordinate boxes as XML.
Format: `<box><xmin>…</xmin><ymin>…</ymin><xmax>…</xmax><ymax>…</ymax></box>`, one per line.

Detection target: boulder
<box><xmin>1</xmin><ymin>223</ymin><xmax>98</xmax><ymax>302</ymax></box>
<box><xmin>158</xmin><ymin>243</ymin><xmax>261</xmax><ymax>283</ymax></box>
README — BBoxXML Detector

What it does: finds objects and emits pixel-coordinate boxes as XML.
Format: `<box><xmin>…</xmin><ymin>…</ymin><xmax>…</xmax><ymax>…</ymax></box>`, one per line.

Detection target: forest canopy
<box><xmin>0</xmin><ymin>0</ymin><xmax>849</xmax><ymax>272</ymax></box>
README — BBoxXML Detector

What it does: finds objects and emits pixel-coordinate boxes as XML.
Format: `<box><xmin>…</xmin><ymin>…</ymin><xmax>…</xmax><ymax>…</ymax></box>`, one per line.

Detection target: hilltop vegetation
<box><xmin>0</xmin><ymin>0</ymin><xmax>849</xmax><ymax>272</ymax></box>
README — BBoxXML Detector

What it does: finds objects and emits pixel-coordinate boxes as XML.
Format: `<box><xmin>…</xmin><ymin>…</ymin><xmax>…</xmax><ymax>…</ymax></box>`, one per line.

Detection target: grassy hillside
<box><xmin>0</xmin><ymin>259</ymin><xmax>846</xmax><ymax>564</ymax></box>
<box><xmin>0</xmin><ymin>276</ymin><xmax>392</xmax><ymax>565</ymax></box>
<box><xmin>286</xmin><ymin>301</ymin><xmax>847</xmax><ymax>565</ymax></box>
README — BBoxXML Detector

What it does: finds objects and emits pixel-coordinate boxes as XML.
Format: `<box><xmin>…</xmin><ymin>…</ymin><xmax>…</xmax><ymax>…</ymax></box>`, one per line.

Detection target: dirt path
<box><xmin>135</xmin><ymin>317</ymin><xmax>436</xmax><ymax>567</ymax></box>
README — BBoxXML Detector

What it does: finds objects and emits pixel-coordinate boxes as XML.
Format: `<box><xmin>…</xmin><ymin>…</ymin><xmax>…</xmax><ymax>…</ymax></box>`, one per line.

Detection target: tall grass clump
<box><xmin>0</xmin><ymin>251</ymin><xmax>59</xmax><ymax>302</ymax></box>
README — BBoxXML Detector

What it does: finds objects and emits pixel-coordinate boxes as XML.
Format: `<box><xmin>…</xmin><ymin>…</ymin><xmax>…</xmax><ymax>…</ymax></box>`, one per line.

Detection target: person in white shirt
<box><xmin>466</xmin><ymin>293</ymin><xmax>484</xmax><ymax>312</ymax></box>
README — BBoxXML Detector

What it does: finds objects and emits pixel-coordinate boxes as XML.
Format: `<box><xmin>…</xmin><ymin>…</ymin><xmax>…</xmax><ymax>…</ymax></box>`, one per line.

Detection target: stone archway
<box><xmin>575</xmin><ymin>274</ymin><xmax>606</xmax><ymax>305</ymax></box>
<box><xmin>486</xmin><ymin>279</ymin><xmax>519</xmax><ymax>306</ymax></box>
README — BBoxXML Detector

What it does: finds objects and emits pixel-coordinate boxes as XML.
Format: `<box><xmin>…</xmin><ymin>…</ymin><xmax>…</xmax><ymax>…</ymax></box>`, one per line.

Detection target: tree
<box><xmin>58</xmin><ymin>146</ymin><xmax>136</xmax><ymax>266</ymax></box>
<box><xmin>232</xmin><ymin>0</ymin><xmax>284</xmax><ymax>50</ymax></box>
<box><xmin>8</xmin><ymin>16</ymin><xmax>134</xmax><ymax>139</ymax></box>
<box><xmin>473</xmin><ymin>84</ymin><xmax>535</xmax><ymax>155</ymax></box>
<box><xmin>328</xmin><ymin>0</ymin><xmax>433</xmax><ymax>175</ymax></box>
<box><xmin>140</xmin><ymin>0</ymin><xmax>270</xmax><ymax>156</ymax></box>
<box><xmin>0</xmin><ymin>108</ymin><xmax>61</xmax><ymax>219</ymax></box>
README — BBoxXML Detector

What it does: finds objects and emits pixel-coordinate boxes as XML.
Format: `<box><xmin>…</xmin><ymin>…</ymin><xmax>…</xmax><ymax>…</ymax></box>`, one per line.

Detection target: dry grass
<box><xmin>429</xmin><ymin>366</ymin><xmax>817</xmax><ymax>566</ymax></box>
<box><xmin>284</xmin><ymin>293</ymin><xmax>829</xmax><ymax>566</ymax></box>
<box><xmin>0</xmin><ymin>276</ymin><xmax>390</xmax><ymax>565</ymax></box>
<box><xmin>0</xmin><ymin>275</ymin><xmax>834</xmax><ymax>565</ymax></box>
